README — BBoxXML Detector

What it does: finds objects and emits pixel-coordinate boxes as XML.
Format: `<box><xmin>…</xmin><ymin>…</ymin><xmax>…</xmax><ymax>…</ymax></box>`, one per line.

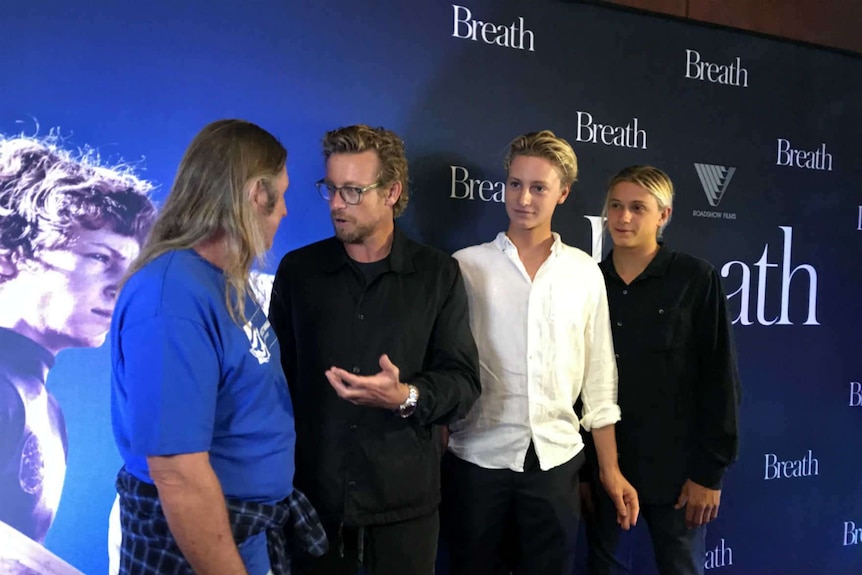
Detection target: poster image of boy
<box><xmin>0</xmin><ymin>133</ymin><xmax>156</xmax><ymax>547</ymax></box>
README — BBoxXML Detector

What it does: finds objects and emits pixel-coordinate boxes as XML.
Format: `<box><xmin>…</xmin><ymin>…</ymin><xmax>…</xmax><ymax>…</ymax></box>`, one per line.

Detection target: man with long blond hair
<box><xmin>269</xmin><ymin>124</ymin><xmax>480</xmax><ymax>575</ymax></box>
<box><xmin>110</xmin><ymin>119</ymin><xmax>326</xmax><ymax>575</ymax></box>
<box><xmin>441</xmin><ymin>130</ymin><xmax>638</xmax><ymax>575</ymax></box>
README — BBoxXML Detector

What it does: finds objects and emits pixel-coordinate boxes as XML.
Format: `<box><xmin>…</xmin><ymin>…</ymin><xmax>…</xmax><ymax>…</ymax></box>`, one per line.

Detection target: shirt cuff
<box><xmin>688</xmin><ymin>459</ymin><xmax>728</xmax><ymax>490</ymax></box>
<box><xmin>579</xmin><ymin>404</ymin><xmax>621</xmax><ymax>432</ymax></box>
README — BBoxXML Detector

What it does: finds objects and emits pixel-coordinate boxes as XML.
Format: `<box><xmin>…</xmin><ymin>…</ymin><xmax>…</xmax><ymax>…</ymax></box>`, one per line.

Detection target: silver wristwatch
<box><xmin>399</xmin><ymin>385</ymin><xmax>419</xmax><ymax>418</ymax></box>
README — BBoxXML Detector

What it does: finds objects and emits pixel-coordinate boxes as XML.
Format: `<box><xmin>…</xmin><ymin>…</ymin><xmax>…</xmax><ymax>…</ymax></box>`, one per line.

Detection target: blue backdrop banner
<box><xmin>0</xmin><ymin>1</ymin><xmax>860</xmax><ymax>574</ymax></box>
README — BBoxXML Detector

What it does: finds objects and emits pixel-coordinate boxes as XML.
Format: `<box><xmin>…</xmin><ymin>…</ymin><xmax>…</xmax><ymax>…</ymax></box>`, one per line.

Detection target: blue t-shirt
<box><xmin>111</xmin><ymin>249</ymin><xmax>295</xmax><ymax>575</ymax></box>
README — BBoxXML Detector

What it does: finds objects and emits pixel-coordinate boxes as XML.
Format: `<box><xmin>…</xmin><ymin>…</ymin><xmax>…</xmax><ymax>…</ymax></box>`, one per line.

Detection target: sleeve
<box><xmin>119</xmin><ymin>316</ymin><xmax>221</xmax><ymax>457</ymax></box>
<box><xmin>688</xmin><ymin>267</ymin><xmax>742</xmax><ymax>489</ymax></box>
<box><xmin>268</xmin><ymin>259</ymin><xmax>297</xmax><ymax>401</ymax></box>
<box><xmin>407</xmin><ymin>261</ymin><xmax>481</xmax><ymax>427</ymax></box>
<box><xmin>574</xmin><ymin>396</ymin><xmax>599</xmax><ymax>482</ymax></box>
<box><xmin>0</xmin><ymin>378</ymin><xmax>25</xmax><ymax>477</ymax></box>
<box><xmin>579</xmin><ymin>268</ymin><xmax>621</xmax><ymax>432</ymax></box>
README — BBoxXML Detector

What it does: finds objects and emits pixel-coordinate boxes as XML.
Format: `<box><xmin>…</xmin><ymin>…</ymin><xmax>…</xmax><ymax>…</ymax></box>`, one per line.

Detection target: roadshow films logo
<box><xmin>693</xmin><ymin>163</ymin><xmax>736</xmax><ymax>220</ymax></box>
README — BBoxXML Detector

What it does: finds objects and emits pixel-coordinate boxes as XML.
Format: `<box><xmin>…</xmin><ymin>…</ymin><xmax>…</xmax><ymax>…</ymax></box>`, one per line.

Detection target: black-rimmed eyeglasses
<box><xmin>315</xmin><ymin>179</ymin><xmax>381</xmax><ymax>205</ymax></box>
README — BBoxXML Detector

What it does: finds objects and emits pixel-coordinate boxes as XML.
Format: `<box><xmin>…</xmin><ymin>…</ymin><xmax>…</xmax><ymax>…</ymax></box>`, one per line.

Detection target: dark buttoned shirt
<box><xmin>269</xmin><ymin>226</ymin><xmax>481</xmax><ymax>527</ymax></box>
<box><xmin>599</xmin><ymin>246</ymin><xmax>741</xmax><ymax>504</ymax></box>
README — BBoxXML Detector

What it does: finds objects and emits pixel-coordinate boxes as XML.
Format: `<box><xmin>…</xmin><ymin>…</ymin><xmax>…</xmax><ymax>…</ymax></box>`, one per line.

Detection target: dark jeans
<box><xmin>584</xmin><ymin>482</ymin><xmax>706</xmax><ymax>575</ymax></box>
<box><xmin>441</xmin><ymin>445</ymin><xmax>585</xmax><ymax>575</ymax></box>
<box><xmin>297</xmin><ymin>511</ymin><xmax>439</xmax><ymax>575</ymax></box>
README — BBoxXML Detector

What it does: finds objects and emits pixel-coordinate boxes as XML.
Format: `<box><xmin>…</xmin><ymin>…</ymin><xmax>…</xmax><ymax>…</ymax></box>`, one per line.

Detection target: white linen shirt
<box><xmin>448</xmin><ymin>232</ymin><xmax>621</xmax><ymax>472</ymax></box>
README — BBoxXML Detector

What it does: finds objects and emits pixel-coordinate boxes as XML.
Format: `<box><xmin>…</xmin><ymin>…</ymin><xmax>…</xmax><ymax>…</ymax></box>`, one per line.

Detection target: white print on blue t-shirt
<box><xmin>243</xmin><ymin>319</ymin><xmax>272</xmax><ymax>365</ymax></box>
<box><xmin>112</xmin><ymin>249</ymin><xmax>296</xmax><ymax>575</ymax></box>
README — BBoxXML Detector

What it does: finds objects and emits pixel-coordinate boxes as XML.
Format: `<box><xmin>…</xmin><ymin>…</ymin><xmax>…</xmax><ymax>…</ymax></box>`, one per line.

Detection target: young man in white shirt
<box><xmin>441</xmin><ymin>130</ymin><xmax>639</xmax><ymax>575</ymax></box>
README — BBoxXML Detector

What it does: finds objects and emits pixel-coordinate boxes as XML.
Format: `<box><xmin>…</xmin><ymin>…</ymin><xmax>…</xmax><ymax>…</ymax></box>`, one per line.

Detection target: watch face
<box><xmin>399</xmin><ymin>385</ymin><xmax>418</xmax><ymax>418</ymax></box>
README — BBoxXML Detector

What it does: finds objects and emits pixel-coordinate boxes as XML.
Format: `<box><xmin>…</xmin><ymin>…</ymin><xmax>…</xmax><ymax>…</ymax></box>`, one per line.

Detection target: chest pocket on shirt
<box><xmin>644</xmin><ymin>306</ymin><xmax>684</xmax><ymax>352</ymax></box>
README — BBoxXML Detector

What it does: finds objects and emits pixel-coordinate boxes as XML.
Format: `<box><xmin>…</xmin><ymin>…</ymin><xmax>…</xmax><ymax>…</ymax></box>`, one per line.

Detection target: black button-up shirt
<box><xmin>269</xmin><ymin>226</ymin><xmax>480</xmax><ymax>527</ymax></box>
<box><xmin>599</xmin><ymin>246</ymin><xmax>741</xmax><ymax>504</ymax></box>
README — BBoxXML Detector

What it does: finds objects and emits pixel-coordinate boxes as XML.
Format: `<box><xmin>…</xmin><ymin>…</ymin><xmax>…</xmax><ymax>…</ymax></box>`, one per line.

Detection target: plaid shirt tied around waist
<box><xmin>116</xmin><ymin>467</ymin><xmax>328</xmax><ymax>575</ymax></box>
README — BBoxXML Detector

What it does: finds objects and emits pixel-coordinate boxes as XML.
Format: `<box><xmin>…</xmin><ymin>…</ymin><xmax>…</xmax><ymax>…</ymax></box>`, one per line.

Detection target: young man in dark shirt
<box><xmin>269</xmin><ymin>124</ymin><xmax>480</xmax><ymax>575</ymax></box>
<box><xmin>583</xmin><ymin>165</ymin><xmax>741</xmax><ymax>575</ymax></box>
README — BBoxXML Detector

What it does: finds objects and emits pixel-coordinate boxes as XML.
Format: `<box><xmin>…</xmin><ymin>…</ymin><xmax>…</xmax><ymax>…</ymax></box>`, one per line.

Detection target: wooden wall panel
<box><xmin>599</xmin><ymin>0</ymin><xmax>687</xmax><ymax>18</ymax></box>
<box><xmin>598</xmin><ymin>0</ymin><xmax>862</xmax><ymax>54</ymax></box>
<box><xmin>688</xmin><ymin>0</ymin><xmax>862</xmax><ymax>54</ymax></box>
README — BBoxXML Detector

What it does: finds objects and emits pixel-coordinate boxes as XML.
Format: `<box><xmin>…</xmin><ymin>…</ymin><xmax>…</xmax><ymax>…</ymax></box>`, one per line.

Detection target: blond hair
<box><xmin>322</xmin><ymin>125</ymin><xmax>409</xmax><ymax>217</ymax></box>
<box><xmin>0</xmin><ymin>132</ymin><xmax>155</xmax><ymax>275</ymax></box>
<box><xmin>124</xmin><ymin>119</ymin><xmax>286</xmax><ymax>323</ymax></box>
<box><xmin>504</xmin><ymin>130</ymin><xmax>578</xmax><ymax>188</ymax></box>
<box><xmin>604</xmin><ymin>165</ymin><xmax>674</xmax><ymax>237</ymax></box>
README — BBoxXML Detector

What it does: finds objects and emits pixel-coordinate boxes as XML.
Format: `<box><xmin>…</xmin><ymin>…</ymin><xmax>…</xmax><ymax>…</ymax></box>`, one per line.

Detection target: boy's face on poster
<box><xmin>2</xmin><ymin>227</ymin><xmax>140</xmax><ymax>353</ymax></box>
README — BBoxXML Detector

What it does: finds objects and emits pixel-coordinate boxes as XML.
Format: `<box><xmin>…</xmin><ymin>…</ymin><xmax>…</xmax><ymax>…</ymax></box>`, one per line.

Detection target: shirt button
<box><xmin>358</xmin><ymin>314</ymin><xmax>364</xmax><ymax>320</ymax></box>
<box><xmin>349</xmin><ymin>424</ymin><xmax>357</xmax><ymax>431</ymax></box>
<box><xmin>348</xmin><ymin>481</ymin><xmax>357</xmax><ymax>487</ymax></box>
<box><xmin>615</xmin><ymin>353</ymin><xmax>620</xmax><ymax>359</ymax></box>
<box><xmin>658</xmin><ymin>308</ymin><xmax>665</xmax><ymax>314</ymax></box>
<box><xmin>352</xmin><ymin>366</ymin><xmax>361</xmax><ymax>374</ymax></box>
<box><xmin>616</xmin><ymin>321</ymin><xmax>623</xmax><ymax>327</ymax></box>
<box><xmin>622</xmin><ymin>289</ymin><xmax>628</xmax><ymax>295</ymax></box>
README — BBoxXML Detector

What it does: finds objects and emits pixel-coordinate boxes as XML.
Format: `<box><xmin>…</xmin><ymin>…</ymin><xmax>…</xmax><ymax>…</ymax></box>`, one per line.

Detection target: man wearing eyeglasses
<box><xmin>268</xmin><ymin>124</ymin><xmax>481</xmax><ymax>575</ymax></box>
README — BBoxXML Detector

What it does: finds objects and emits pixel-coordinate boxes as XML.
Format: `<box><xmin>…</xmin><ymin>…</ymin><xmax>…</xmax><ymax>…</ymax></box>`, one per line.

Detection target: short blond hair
<box><xmin>503</xmin><ymin>130</ymin><xmax>578</xmax><ymax>188</ymax></box>
<box><xmin>322</xmin><ymin>125</ymin><xmax>409</xmax><ymax>217</ymax></box>
<box><xmin>604</xmin><ymin>165</ymin><xmax>674</xmax><ymax>237</ymax></box>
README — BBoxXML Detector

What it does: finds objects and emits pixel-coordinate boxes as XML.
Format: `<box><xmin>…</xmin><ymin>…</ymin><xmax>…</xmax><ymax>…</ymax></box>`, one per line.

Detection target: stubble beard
<box><xmin>332</xmin><ymin>216</ymin><xmax>375</xmax><ymax>245</ymax></box>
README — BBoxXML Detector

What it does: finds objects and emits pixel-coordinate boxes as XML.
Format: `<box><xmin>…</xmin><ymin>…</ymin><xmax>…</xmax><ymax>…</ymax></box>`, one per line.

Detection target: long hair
<box><xmin>124</xmin><ymin>119</ymin><xmax>286</xmax><ymax>323</ymax></box>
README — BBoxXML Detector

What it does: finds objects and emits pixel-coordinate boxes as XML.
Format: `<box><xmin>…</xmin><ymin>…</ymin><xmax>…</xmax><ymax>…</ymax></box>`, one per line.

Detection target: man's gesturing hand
<box><xmin>325</xmin><ymin>354</ymin><xmax>410</xmax><ymax>410</ymax></box>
